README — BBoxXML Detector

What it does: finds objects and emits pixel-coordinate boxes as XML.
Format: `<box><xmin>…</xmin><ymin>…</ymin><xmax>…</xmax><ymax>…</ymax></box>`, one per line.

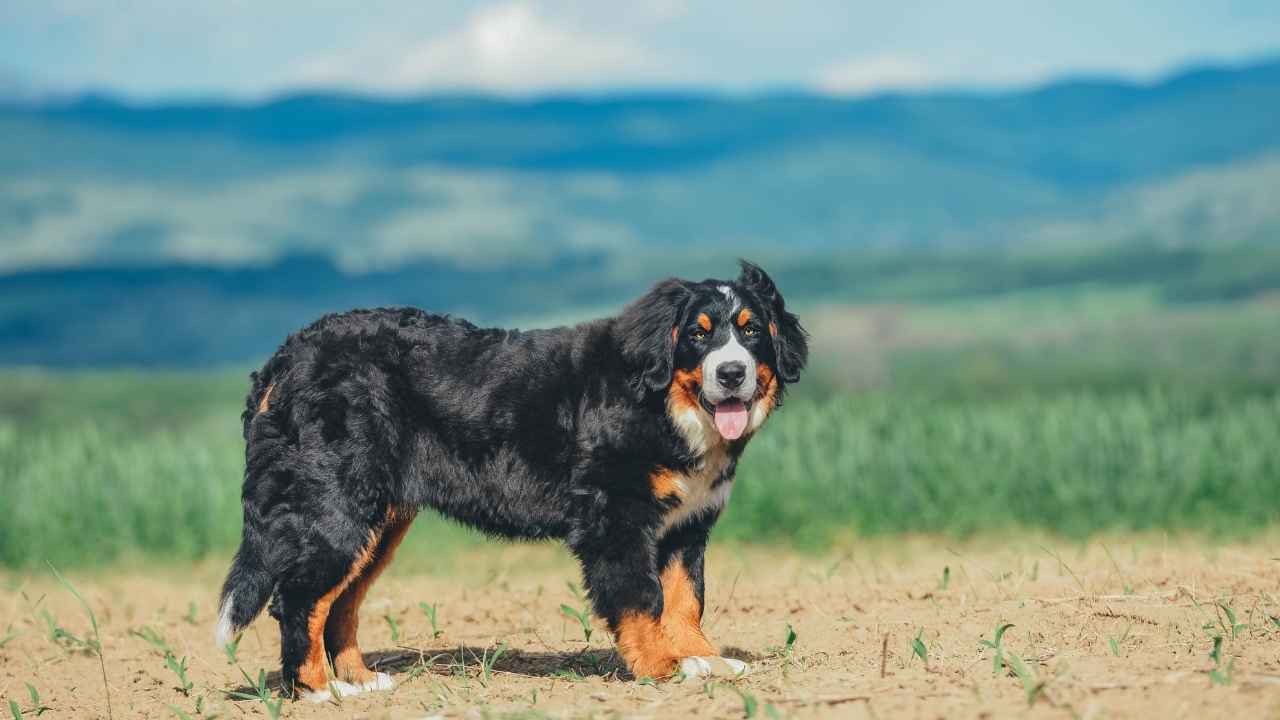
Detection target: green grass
<box><xmin>2</xmin><ymin>294</ymin><xmax>1280</xmax><ymax>569</ymax></box>
<box><xmin>728</xmin><ymin>384</ymin><xmax>1280</xmax><ymax>544</ymax></box>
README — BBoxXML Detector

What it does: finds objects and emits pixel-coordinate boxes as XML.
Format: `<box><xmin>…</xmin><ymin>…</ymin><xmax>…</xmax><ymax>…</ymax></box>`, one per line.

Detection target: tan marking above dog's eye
<box><xmin>736</xmin><ymin>309</ymin><xmax>752</xmax><ymax>327</ymax></box>
<box><xmin>696</xmin><ymin>313</ymin><xmax>712</xmax><ymax>332</ymax></box>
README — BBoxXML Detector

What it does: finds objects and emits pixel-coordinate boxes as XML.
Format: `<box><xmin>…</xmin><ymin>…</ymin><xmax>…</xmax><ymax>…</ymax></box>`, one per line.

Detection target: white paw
<box><xmin>360</xmin><ymin>672</ymin><xmax>395</xmax><ymax>692</ymax></box>
<box><xmin>678</xmin><ymin>656</ymin><xmax>750</xmax><ymax>679</ymax></box>
<box><xmin>301</xmin><ymin>680</ymin><xmax>363</xmax><ymax>703</ymax></box>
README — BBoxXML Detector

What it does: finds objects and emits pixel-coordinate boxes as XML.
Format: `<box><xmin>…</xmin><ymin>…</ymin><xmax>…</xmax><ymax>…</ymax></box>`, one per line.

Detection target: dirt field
<box><xmin>4</xmin><ymin>539</ymin><xmax>1280</xmax><ymax>719</ymax></box>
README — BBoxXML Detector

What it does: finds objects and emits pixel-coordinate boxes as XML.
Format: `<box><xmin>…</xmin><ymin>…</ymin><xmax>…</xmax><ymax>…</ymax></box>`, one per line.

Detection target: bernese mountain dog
<box><xmin>215</xmin><ymin>260</ymin><xmax>807</xmax><ymax>700</ymax></box>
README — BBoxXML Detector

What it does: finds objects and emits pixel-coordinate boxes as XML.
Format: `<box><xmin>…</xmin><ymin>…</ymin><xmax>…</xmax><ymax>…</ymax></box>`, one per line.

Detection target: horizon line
<box><xmin>7</xmin><ymin>52</ymin><xmax>1277</xmax><ymax>110</ymax></box>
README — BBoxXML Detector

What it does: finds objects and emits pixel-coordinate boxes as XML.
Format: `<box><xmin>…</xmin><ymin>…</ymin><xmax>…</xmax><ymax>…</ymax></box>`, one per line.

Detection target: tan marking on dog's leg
<box><xmin>295</xmin><ymin>527</ymin><xmax>383</xmax><ymax>694</ymax></box>
<box><xmin>660</xmin><ymin>558</ymin><xmax>716</xmax><ymax>657</ymax></box>
<box><xmin>326</xmin><ymin>509</ymin><xmax>416</xmax><ymax>686</ymax></box>
<box><xmin>614</xmin><ymin>612</ymin><xmax>680</xmax><ymax>679</ymax></box>
<box><xmin>257</xmin><ymin>383</ymin><xmax>275</xmax><ymax>415</ymax></box>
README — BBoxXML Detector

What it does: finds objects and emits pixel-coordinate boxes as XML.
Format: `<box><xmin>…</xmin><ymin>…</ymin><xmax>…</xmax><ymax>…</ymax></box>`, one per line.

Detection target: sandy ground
<box><xmin>4</xmin><ymin>538</ymin><xmax>1280</xmax><ymax>719</ymax></box>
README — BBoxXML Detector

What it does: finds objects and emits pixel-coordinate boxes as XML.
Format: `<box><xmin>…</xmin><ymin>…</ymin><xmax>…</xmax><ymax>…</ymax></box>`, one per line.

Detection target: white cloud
<box><xmin>285</xmin><ymin>1</ymin><xmax>668</xmax><ymax>94</ymax></box>
<box><xmin>814</xmin><ymin>54</ymin><xmax>937</xmax><ymax>97</ymax></box>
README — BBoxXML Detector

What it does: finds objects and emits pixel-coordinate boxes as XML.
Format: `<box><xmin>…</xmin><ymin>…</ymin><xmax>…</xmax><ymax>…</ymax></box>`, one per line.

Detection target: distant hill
<box><xmin>1</xmin><ymin>57</ymin><xmax>1279</xmax><ymax>365</ymax></box>
<box><xmin>7</xmin><ymin>59</ymin><xmax>1280</xmax><ymax>184</ymax></box>
<box><xmin>3</xmin><ymin>240</ymin><xmax>1279</xmax><ymax>367</ymax></box>
<box><xmin>3</xmin><ymin>57</ymin><xmax>1280</xmax><ymax>268</ymax></box>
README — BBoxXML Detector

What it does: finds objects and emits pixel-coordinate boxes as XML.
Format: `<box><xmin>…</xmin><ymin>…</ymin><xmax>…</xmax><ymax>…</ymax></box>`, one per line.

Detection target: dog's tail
<box><xmin>215</xmin><ymin>535</ymin><xmax>274</xmax><ymax>647</ymax></box>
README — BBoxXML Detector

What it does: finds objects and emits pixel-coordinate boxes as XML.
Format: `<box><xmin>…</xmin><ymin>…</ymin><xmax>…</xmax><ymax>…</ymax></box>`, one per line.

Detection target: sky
<box><xmin>2</xmin><ymin>0</ymin><xmax>1279</xmax><ymax>99</ymax></box>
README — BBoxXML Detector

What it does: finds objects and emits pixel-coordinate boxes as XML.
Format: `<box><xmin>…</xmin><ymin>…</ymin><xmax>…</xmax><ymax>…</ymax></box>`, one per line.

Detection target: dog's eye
<box><xmin>690</xmin><ymin>330</ymin><xmax>707</xmax><ymax>342</ymax></box>
<box><xmin>742</xmin><ymin>326</ymin><xmax>759</xmax><ymax>337</ymax></box>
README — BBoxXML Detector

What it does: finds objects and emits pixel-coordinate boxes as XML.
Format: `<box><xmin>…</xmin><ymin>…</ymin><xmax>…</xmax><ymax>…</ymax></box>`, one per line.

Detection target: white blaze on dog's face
<box><xmin>699</xmin><ymin>321</ymin><xmax>757</xmax><ymax>438</ymax></box>
<box><xmin>665</xmin><ymin>281</ymin><xmax>782</xmax><ymax>449</ymax></box>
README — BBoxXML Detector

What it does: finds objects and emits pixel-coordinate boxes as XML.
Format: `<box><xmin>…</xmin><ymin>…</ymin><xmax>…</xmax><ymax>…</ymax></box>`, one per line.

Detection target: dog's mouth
<box><xmin>699</xmin><ymin>395</ymin><xmax>752</xmax><ymax>440</ymax></box>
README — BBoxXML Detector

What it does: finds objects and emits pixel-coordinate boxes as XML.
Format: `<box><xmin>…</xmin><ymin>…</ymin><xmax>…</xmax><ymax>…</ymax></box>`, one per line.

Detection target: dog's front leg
<box><xmin>653</xmin><ymin>519</ymin><xmax>750</xmax><ymax>680</ymax></box>
<box><xmin>569</xmin><ymin>502</ymin><xmax>682</xmax><ymax>679</ymax></box>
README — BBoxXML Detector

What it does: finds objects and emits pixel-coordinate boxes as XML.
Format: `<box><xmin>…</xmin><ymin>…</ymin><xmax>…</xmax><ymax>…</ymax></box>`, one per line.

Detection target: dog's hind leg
<box><xmin>324</xmin><ymin>507</ymin><xmax>417</xmax><ymax>690</ymax></box>
<box><xmin>276</xmin><ymin>522</ymin><xmax>386</xmax><ymax>701</ymax></box>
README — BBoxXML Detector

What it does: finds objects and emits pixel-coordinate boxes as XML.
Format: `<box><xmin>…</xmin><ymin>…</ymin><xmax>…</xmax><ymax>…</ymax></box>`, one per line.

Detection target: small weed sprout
<box><xmin>1208</xmin><ymin>636</ymin><xmax>1235</xmax><ymax>686</ymax></box>
<box><xmin>229</xmin><ymin>668</ymin><xmax>283</xmax><ymax>720</ymax></box>
<box><xmin>480</xmin><ymin>641</ymin><xmax>508</xmax><ymax>685</ymax></box>
<box><xmin>707</xmin><ymin>682</ymin><xmax>772</xmax><ymax>720</ymax></box>
<box><xmin>1107</xmin><ymin>623</ymin><xmax>1133</xmax><ymax>657</ymax></box>
<box><xmin>131</xmin><ymin>625</ymin><xmax>193</xmax><ymax>695</ymax></box>
<box><xmin>979</xmin><ymin>623</ymin><xmax>1015</xmax><ymax>675</ymax></box>
<box><xmin>765</xmin><ymin>623</ymin><xmax>798</xmax><ymax>678</ymax></box>
<box><xmin>7</xmin><ymin>684</ymin><xmax>50</xmax><ymax>718</ymax></box>
<box><xmin>728</xmin><ymin>683</ymin><xmax>758</xmax><ymax>718</ymax></box>
<box><xmin>165</xmin><ymin>654</ymin><xmax>194</xmax><ymax>695</ymax></box>
<box><xmin>1215</xmin><ymin>601</ymin><xmax>1248</xmax><ymax>639</ymax></box>
<box><xmin>384</xmin><ymin>613</ymin><xmax>401</xmax><ymax>642</ymax></box>
<box><xmin>41</xmin><ymin>610</ymin><xmax>94</xmax><ymax>653</ymax></box>
<box><xmin>129</xmin><ymin>626</ymin><xmax>172</xmax><ymax>655</ymax></box>
<box><xmin>168</xmin><ymin>695</ymin><xmax>206</xmax><ymax>719</ymax></box>
<box><xmin>0</xmin><ymin>624</ymin><xmax>18</xmax><ymax>649</ymax></box>
<box><xmin>938</xmin><ymin>565</ymin><xmax>951</xmax><ymax>591</ymax></box>
<box><xmin>911</xmin><ymin>629</ymin><xmax>929</xmax><ymax>667</ymax></box>
<box><xmin>182</xmin><ymin>602</ymin><xmax>198</xmax><ymax>626</ymax></box>
<box><xmin>223</xmin><ymin>634</ymin><xmax>241</xmax><ymax>664</ymax></box>
<box><xmin>559</xmin><ymin>604</ymin><xmax>593</xmax><ymax>642</ymax></box>
<box><xmin>47</xmin><ymin>563</ymin><xmax>112</xmax><ymax>720</ymax></box>
<box><xmin>560</xmin><ymin>581</ymin><xmax>594</xmax><ymax>643</ymax></box>
<box><xmin>560</xmin><ymin>584</ymin><xmax>595</xmax><ymax>644</ymax></box>
<box><xmin>767</xmin><ymin>623</ymin><xmax>797</xmax><ymax>659</ymax></box>
<box><xmin>25</xmin><ymin>686</ymin><xmax>48</xmax><ymax>717</ymax></box>
<box><xmin>419</xmin><ymin>601</ymin><xmax>444</xmax><ymax>638</ymax></box>
<box><xmin>1006</xmin><ymin>652</ymin><xmax>1045</xmax><ymax>707</ymax></box>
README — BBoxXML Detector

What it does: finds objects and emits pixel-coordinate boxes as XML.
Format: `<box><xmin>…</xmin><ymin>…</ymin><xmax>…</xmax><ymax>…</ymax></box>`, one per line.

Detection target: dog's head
<box><xmin>618</xmin><ymin>260</ymin><xmax>808</xmax><ymax>445</ymax></box>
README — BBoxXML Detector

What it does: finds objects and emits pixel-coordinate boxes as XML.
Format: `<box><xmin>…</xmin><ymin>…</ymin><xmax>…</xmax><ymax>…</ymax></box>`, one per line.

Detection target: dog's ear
<box><xmin>617</xmin><ymin>278</ymin><xmax>694</xmax><ymax>398</ymax></box>
<box><xmin>737</xmin><ymin>259</ymin><xmax>808</xmax><ymax>383</ymax></box>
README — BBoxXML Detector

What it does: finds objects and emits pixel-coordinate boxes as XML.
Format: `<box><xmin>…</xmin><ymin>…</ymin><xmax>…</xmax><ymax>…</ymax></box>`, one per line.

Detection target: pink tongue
<box><xmin>713</xmin><ymin>399</ymin><xmax>749</xmax><ymax>440</ymax></box>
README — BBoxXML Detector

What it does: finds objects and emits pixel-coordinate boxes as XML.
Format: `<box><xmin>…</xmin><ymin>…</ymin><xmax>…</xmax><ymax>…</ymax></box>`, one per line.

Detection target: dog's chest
<box><xmin>658</xmin><ymin>445</ymin><xmax>734</xmax><ymax>536</ymax></box>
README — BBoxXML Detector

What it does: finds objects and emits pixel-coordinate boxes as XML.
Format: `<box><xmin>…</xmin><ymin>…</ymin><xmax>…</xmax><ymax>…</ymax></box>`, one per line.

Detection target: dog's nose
<box><xmin>716</xmin><ymin>361</ymin><xmax>746</xmax><ymax>390</ymax></box>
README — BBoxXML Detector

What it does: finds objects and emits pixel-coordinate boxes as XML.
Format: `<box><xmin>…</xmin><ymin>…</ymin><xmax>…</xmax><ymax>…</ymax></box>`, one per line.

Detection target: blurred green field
<box><xmin>3</xmin><ymin>288</ymin><xmax>1279</xmax><ymax>569</ymax></box>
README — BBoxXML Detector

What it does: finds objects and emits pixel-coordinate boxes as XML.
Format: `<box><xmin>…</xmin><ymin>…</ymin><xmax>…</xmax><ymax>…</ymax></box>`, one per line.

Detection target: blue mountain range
<box><xmin>1</xmin><ymin>57</ymin><xmax>1278</xmax><ymax>366</ymax></box>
